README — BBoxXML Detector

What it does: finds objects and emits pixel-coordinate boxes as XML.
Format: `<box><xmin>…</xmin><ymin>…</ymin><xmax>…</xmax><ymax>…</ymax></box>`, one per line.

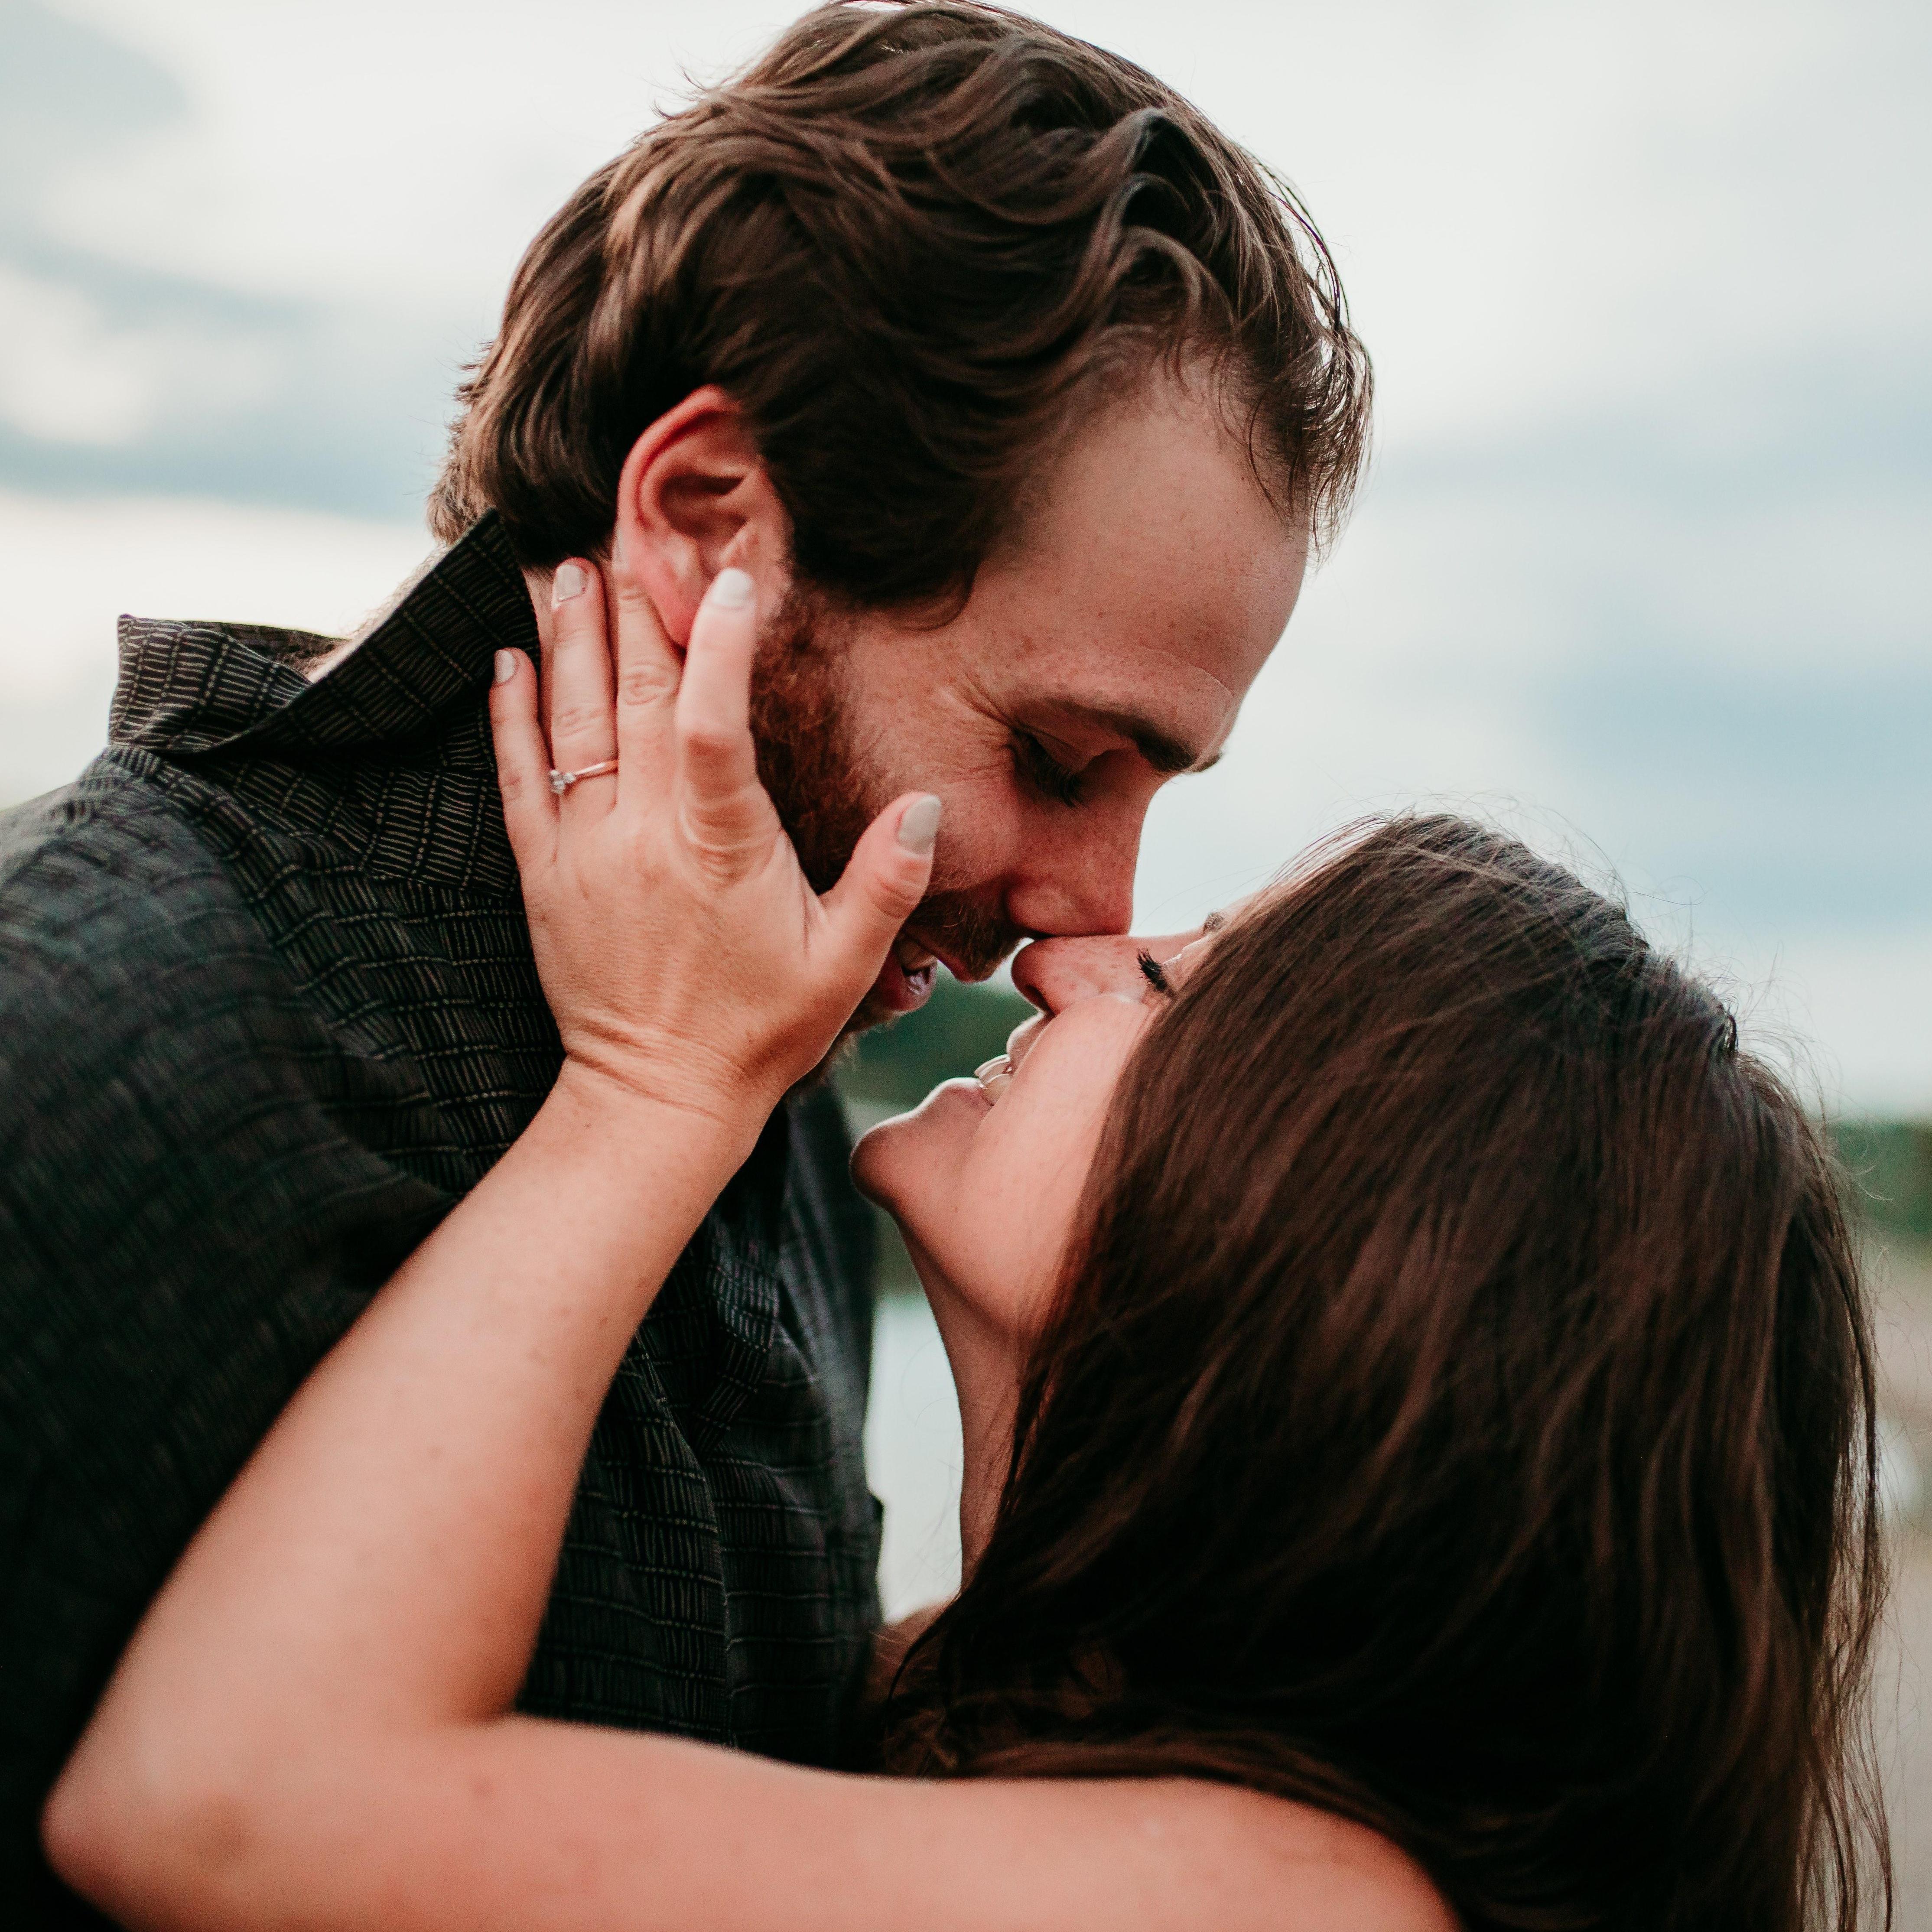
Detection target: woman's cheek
<box><xmin>969</xmin><ymin>1091</ymin><xmax>1110</xmax><ymax>1312</ymax></box>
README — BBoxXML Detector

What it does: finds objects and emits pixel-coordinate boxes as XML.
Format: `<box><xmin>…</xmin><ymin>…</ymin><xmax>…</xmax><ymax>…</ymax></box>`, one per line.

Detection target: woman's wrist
<box><xmin>546</xmin><ymin>1052</ymin><xmax>774</xmax><ymax>1173</ymax></box>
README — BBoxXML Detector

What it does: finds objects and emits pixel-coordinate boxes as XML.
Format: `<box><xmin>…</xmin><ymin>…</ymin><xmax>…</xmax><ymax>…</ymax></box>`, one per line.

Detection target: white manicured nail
<box><xmin>709</xmin><ymin>568</ymin><xmax>755</xmax><ymax>610</ymax></box>
<box><xmin>898</xmin><ymin>795</ymin><xmax>941</xmax><ymax>855</ymax></box>
<box><xmin>552</xmin><ymin>562</ymin><xmax>587</xmax><ymax>605</ymax></box>
<box><xmin>493</xmin><ymin>650</ymin><xmax>518</xmax><ymax>685</ymax></box>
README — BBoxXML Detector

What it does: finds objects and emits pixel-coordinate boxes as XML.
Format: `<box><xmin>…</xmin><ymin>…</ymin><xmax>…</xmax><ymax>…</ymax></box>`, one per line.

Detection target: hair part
<box><xmin>880</xmin><ymin>815</ymin><xmax>1890</xmax><ymax>1932</ymax></box>
<box><xmin>431</xmin><ymin>1</ymin><xmax>1370</xmax><ymax>607</ymax></box>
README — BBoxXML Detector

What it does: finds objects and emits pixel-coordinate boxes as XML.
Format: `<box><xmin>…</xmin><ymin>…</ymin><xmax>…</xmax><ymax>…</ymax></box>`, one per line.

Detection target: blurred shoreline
<box><xmin>1874</xmin><ymin>1236</ymin><xmax>1932</xmax><ymax>1922</ymax></box>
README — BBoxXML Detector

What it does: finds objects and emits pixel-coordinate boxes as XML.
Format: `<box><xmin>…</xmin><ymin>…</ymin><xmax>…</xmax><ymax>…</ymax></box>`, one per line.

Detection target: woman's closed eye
<box><xmin>1012</xmin><ymin>730</ymin><xmax>1088</xmax><ymax>808</ymax></box>
<box><xmin>1137</xmin><ymin>950</ymin><xmax>1174</xmax><ymax>998</ymax></box>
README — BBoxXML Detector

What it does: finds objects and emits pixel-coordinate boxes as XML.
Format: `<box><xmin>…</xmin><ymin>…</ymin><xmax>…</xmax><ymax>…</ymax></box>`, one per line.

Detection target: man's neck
<box><xmin>520</xmin><ymin>566</ymin><xmax>559</xmax><ymax>660</ymax></box>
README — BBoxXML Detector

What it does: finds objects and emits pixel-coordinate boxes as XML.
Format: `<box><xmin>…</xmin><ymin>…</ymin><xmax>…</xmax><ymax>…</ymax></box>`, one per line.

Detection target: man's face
<box><xmin>753</xmin><ymin>373</ymin><xmax>1309</xmax><ymax>1028</ymax></box>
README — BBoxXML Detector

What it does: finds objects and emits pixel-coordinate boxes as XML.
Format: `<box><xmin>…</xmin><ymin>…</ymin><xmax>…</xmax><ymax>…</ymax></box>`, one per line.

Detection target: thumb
<box><xmin>820</xmin><ymin>793</ymin><xmax>940</xmax><ymax>977</ymax></box>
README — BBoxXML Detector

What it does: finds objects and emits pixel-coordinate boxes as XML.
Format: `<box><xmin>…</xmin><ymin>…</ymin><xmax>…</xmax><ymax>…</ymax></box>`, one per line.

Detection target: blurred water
<box><xmin>865</xmin><ymin>1291</ymin><xmax>963</xmax><ymax>1621</ymax></box>
<box><xmin>1885</xmin><ymin>1423</ymin><xmax>1927</xmax><ymax>1525</ymax></box>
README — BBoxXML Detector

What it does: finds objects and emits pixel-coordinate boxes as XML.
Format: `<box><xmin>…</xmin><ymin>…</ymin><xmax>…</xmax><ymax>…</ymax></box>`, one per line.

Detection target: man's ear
<box><xmin>610</xmin><ymin>387</ymin><xmax>790</xmax><ymax>644</ymax></box>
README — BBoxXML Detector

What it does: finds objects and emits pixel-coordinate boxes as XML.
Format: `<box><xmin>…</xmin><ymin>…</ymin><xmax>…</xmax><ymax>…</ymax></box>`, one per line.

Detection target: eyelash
<box><xmin>1012</xmin><ymin>731</ymin><xmax>1086</xmax><ymax>808</ymax></box>
<box><xmin>1137</xmin><ymin>950</ymin><xmax>1172</xmax><ymax>996</ymax></box>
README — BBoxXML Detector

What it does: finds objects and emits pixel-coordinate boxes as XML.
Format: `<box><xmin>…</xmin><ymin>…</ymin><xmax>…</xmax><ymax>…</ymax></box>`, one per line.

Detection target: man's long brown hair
<box><xmin>431</xmin><ymin>2</ymin><xmax>1369</xmax><ymax>602</ymax></box>
<box><xmin>881</xmin><ymin>816</ymin><xmax>1890</xmax><ymax>1931</ymax></box>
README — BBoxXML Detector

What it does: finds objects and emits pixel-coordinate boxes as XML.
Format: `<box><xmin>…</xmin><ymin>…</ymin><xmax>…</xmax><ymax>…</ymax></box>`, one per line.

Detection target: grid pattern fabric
<box><xmin>0</xmin><ymin>515</ymin><xmax>880</xmax><ymax>1925</ymax></box>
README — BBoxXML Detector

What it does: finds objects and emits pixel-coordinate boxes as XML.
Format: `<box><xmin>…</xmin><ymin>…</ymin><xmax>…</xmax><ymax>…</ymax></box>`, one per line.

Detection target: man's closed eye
<box><xmin>1012</xmin><ymin>731</ymin><xmax>1089</xmax><ymax>808</ymax></box>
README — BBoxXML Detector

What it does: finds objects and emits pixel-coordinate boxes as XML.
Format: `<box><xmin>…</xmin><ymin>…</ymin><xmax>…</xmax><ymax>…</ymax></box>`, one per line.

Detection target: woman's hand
<box><xmin>490</xmin><ymin>558</ymin><xmax>938</xmax><ymax>1123</ymax></box>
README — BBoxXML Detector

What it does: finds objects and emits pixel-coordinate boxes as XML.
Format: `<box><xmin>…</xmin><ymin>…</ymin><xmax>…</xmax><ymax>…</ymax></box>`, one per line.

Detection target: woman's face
<box><xmin>852</xmin><ymin>918</ymin><xmax>1223</xmax><ymax>1344</ymax></box>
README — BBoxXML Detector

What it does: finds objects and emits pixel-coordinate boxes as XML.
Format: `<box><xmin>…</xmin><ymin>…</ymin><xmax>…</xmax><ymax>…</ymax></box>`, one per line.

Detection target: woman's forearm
<box><xmin>53</xmin><ymin>1066</ymin><xmax>761</xmax><ymax>1839</ymax></box>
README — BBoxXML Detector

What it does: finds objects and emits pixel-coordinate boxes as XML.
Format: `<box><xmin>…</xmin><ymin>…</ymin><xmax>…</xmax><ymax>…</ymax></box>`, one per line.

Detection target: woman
<box><xmin>46</xmin><ymin>560</ymin><xmax>1888</xmax><ymax>1930</ymax></box>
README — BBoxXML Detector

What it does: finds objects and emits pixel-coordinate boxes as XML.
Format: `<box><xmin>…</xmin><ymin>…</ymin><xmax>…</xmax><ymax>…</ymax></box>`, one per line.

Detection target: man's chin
<box><xmin>835</xmin><ymin>966</ymin><xmax>932</xmax><ymax>1059</ymax></box>
<box><xmin>785</xmin><ymin>970</ymin><xmax>930</xmax><ymax>1099</ymax></box>
<box><xmin>787</xmin><ymin>995</ymin><xmax>896</xmax><ymax>1098</ymax></box>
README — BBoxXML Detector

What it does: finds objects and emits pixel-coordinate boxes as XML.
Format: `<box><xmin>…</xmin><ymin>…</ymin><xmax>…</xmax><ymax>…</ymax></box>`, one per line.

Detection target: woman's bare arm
<box><xmin>42</xmin><ymin>1064</ymin><xmax>741</xmax><ymax>1920</ymax></box>
<box><xmin>75</xmin><ymin>1721</ymin><xmax>1443</xmax><ymax>1932</ymax></box>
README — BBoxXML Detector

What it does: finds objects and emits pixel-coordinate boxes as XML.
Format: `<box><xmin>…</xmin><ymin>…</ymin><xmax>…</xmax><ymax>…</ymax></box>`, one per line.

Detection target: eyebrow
<box><xmin>1080</xmin><ymin>707</ymin><xmax>1221</xmax><ymax>777</ymax></box>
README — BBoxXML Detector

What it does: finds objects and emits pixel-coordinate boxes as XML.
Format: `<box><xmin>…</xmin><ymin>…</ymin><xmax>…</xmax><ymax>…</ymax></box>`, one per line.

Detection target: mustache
<box><xmin>909</xmin><ymin>887</ymin><xmax>1025</xmax><ymax>984</ymax></box>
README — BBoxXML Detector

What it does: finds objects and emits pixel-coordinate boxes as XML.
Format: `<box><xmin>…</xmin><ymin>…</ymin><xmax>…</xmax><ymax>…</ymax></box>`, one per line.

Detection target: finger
<box><xmin>608</xmin><ymin>540</ymin><xmax>685</xmax><ymax>792</ymax></box>
<box><xmin>675</xmin><ymin>568</ymin><xmax>770</xmax><ymax>848</ymax></box>
<box><xmin>544</xmin><ymin>559</ymin><xmax>618</xmax><ymax>799</ymax></box>
<box><xmin>820</xmin><ymin>793</ymin><xmax>940</xmax><ymax>986</ymax></box>
<box><xmin>487</xmin><ymin>647</ymin><xmax>556</xmax><ymax>867</ymax></box>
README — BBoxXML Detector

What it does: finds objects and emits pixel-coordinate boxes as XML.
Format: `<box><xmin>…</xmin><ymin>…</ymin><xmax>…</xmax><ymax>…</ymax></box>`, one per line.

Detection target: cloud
<box><xmin>0</xmin><ymin>0</ymin><xmax>183</xmax><ymax>184</ymax></box>
<box><xmin>0</xmin><ymin>0</ymin><xmax>460</xmax><ymax>518</ymax></box>
<box><xmin>0</xmin><ymin>256</ymin><xmax>281</xmax><ymax>444</ymax></box>
<box><xmin>1540</xmin><ymin>652</ymin><xmax>1932</xmax><ymax>931</ymax></box>
<box><xmin>0</xmin><ymin>260</ymin><xmax>457</xmax><ymax>519</ymax></box>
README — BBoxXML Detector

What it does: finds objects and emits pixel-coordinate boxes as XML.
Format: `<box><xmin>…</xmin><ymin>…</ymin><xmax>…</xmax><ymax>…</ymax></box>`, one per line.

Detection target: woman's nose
<box><xmin>1009</xmin><ymin>927</ymin><xmax>1200</xmax><ymax>1016</ymax></box>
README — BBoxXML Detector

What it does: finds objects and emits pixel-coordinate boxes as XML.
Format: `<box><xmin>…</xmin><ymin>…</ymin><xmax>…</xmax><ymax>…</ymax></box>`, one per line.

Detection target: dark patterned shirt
<box><xmin>0</xmin><ymin>514</ymin><xmax>881</xmax><ymax>1925</ymax></box>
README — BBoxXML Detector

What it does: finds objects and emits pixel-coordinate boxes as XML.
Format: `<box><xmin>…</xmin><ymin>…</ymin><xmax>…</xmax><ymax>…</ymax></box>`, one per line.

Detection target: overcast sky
<box><xmin>3</xmin><ymin>0</ymin><xmax>1926</xmax><ymax>1112</ymax></box>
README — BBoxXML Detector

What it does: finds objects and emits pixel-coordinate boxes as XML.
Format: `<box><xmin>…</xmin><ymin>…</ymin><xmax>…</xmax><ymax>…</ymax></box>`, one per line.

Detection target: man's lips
<box><xmin>873</xmin><ymin>933</ymin><xmax>940</xmax><ymax>1014</ymax></box>
<box><xmin>870</xmin><ymin>924</ymin><xmax>1007</xmax><ymax>1016</ymax></box>
<box><xmin>915</xmin><ymin>930</ymin><xmax>996</xmax><ymax>986</ymax></box>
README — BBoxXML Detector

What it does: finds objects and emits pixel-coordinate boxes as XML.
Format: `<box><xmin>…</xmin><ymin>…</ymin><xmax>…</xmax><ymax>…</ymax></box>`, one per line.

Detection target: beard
<box><xmin>748</xmin><ymin>588</ymin><xmax>1021</xmax><ymax>1044</ymax></box>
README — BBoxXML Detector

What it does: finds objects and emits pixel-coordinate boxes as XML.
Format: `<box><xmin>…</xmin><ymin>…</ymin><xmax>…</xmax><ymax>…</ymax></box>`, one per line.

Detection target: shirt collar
<box><xmin>107</xmin><ymin>512</ymin><xmax>540</xmax><ymax>898</ymax></box>
<box><xmin>110</xmin><ymin>511</ymin><xmax>537</xmax><ymax>758</ymax></box>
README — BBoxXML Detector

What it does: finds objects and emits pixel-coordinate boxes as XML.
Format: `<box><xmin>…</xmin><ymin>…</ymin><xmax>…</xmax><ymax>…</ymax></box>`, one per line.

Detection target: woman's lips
<box><xmin>975</xmin><ymin>1011</ymin><xmax>1048</xmax><ymax>1104</ymax></box>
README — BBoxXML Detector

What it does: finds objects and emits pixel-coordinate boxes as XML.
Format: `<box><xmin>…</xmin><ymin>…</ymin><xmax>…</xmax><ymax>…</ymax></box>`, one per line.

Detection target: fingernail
<box><xmin>552</xmin><ymin>562</ymin><xmax>587</xmax><ymax>606</ymax></box>
<box><xmin>709</xmin><ymin>568</ymin><xmax>755</xmax><ymax>610</ymax></box>
<box><xmin>897</xmin><ymin>794</ymin><xmax>941</xmax><ymax>855</ymax></box>
<box><xmin>493</xmin><ymin>649</ymin><xmax>518</xmax><ymax>685</ymax></box>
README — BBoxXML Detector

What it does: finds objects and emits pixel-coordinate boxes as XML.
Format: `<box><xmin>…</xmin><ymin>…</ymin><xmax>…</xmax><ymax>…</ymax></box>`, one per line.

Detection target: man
<box><xmin>0</xmin><ymin>1</ymin><xmax>1368</xmax><ymax>1916</ymax></box>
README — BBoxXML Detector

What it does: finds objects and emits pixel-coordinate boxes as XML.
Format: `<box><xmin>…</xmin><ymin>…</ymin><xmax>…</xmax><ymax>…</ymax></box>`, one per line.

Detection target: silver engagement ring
<box><xmin>548</xmin><ymin>759</ymin><xmax>620</xmax><ymax>795</ymax></box>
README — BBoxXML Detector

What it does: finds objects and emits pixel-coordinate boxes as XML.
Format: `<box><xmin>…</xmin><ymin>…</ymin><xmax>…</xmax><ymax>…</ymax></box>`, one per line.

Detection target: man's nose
<box><xmin>1009</xmin><ymin>927</ymin><xmax>1200</xmax><ymax>1016</ymax></box>
<box><xmin>1002</xmin><ymin>816</ymin><xmax>1141</xmax><ymax>944</ymax></box>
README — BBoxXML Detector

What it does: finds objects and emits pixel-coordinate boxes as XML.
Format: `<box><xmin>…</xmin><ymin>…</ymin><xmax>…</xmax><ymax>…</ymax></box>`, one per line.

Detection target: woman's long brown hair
<box><xmin>879</xmin><ymin>816</ymin><xmax>1890</xmax><ymax>1930</ymax></box>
